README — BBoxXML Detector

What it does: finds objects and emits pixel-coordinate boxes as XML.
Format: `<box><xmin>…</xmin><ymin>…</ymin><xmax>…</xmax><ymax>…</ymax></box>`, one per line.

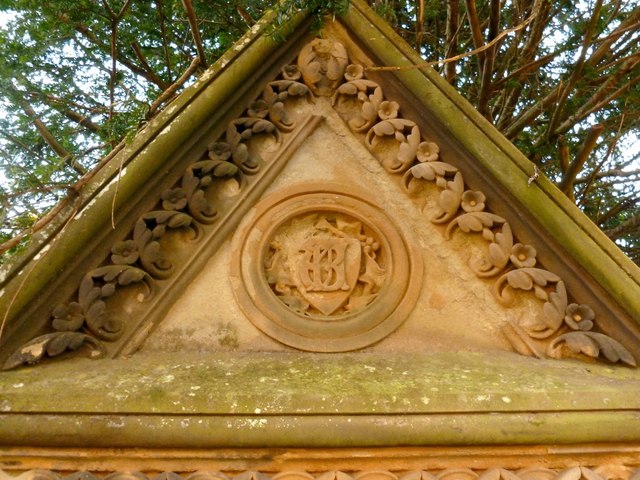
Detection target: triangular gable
<box><xmin>1</xmin><ymin>2</ymin><xmax>639</xmax><ymax>369</ymax></box>
<box><xmin>2</xmin><ymin>0</ymin><xmax>640</xmax><ymax>462</ymax></box>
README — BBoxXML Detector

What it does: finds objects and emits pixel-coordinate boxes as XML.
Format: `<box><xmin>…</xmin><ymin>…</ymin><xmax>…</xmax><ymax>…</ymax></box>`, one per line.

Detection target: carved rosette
<box><xmin>230</xmin><ymin>183</ymin><xmax>423</xmax><ymax>352</ymax></box>
<box><xmin>5</xmin><ymin>38</ymin><xmax>636</xmax><ymax>368</ymax></box>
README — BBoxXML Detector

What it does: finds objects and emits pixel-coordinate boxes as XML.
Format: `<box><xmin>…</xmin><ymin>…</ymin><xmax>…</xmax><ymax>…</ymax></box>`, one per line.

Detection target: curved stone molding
<box><xmin>327</xmin><ymin>45</ymin><xmax>635</xmax><ymax>366</ymax></box>
<box><xmin>4</xmin><ymin>37</ymin><xmax>636</xmax><ymax>368</ymax></box>
<box><xmin>2</xmin><ymin>65</ymin><xmax>313</xmax><ymax>370</ymax></box>
<box><xmin>230</xmin><ymin>183</ymin><xmax>423</xmax><ymax>352</ymax></box>
<box><xmin>0</xmin><ymin>468</ymin><xmax>637</xmax><ymax>480</ymax></box>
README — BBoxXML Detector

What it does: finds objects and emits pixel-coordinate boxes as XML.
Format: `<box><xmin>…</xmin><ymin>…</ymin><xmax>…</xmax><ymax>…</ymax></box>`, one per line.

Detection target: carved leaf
<box><xmin>536</xmin><ymin>281</ymin><xmax>567</xmax><ymax>335</ymax></box>
<box><xmin>409</xmin><ymin>162</ymin><xmax>437</xmax><ymax>181</ymax></box>
<box><xmin>556</xmin><ymin>468</ymin><xmax>583</xmax><ymax>480</ymax></box>
<box><xmin>118</xmin><ymin>266</ymin><xmax>147</xmax><ymax>285</ymax></box>
<box><xmin>437</xmin><ymin>469</ymin><xmax>479</xmax><ymax>480</ymax></box>
<box><xmin>337</xmin><ymin>82</ymin><xmax>358</xmax><ymax>96</ymax></box>
<box><xmin>372</xmin><ymin>120</ymin><xmax>396</xmax><ymax>137</ymax></box>
<box><xmin>507</xmin><ymin>270</ymin><xmax>534</xmax><ymax>290</ymax></box>
<box><xmin>548</xmin><ymin>332</ymin><xmax>636</xmax><ymax>366</ymax></box>
<box><xmin>516</xmin><ymin>467</ymin><xmax>559</xmax><ymax>480</ymax></box>
<box><xmin>272</xmin><ymin>473</ymin><xmax>315</xmax><ymax>480</ymax></box>
<box><xmin>431</xmin><ymin>172</ymin><xmax>464</xmax><ymax>224</ymax></box>
<box><xmin>2</xmin><ymin>332</ymin><xmax>105</xmax><ymax>370</ymax></box>
<box><xmin>446</xmin><ymin>211</ymin><xmax>506</xmax><ymax>238</ymax></box>
<box><xmin>494</xmin><ymin>268</ymin><xmax>561</xmax><ymax>307</ymax></box>
<box><xmin>354</xmin><ymin>473</ymin><xmax>398</xmax><ymax>480</ymax></box>
<box><xmin>479</xmin><ymin>469</ymin><xmax>521</xmax><ymax>480</ymax></box>
<box><xmin>399</xmin><ymin>472</ymin><xmax>438</xmax><ymax>480</ymax></box>
<box><xmin>316</xmin><ymin>473</ymin><xmax>354</xmax><ymax>480</ymax></box>
<box><xmin>477</xmin><ymin>222</ymin><xmax>513</xmax><ymax>276</ymax></box>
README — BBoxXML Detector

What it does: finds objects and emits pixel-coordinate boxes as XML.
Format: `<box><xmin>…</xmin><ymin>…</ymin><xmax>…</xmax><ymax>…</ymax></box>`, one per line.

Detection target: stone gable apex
<box><xmin>2</xmin><ymin>0</ymin><xmax>640</xmax><ymax>457</ymax></box>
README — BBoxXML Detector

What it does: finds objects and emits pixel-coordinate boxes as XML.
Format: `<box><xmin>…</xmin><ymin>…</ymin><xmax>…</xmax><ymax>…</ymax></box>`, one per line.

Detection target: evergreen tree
<box><xmin>0</xmin><ymin>0</ymin><xmax>638</xmax><ymax>262</ymax></box>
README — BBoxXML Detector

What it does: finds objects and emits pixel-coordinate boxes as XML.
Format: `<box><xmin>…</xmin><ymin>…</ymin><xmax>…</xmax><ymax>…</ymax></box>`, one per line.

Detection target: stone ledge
<box><xmin>1</xmin><ymin>351</ymin><xmax>640</xmax><ymax>447</ymax></box>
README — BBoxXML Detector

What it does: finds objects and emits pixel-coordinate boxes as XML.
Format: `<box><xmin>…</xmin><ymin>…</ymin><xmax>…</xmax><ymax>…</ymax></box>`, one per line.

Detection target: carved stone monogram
<box><xmin>231</xmin><ymin>184</ymin><xmax>422</xmax><ymax>352</ymax></box>
<box><xmin>265</xmin><ymin>214</ymin><xmax>386</xmax><ymax>317</ymax></box>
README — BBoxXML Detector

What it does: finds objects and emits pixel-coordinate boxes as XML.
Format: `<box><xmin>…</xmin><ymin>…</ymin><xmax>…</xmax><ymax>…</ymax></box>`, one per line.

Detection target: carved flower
<box><xmin>344</xmin><ymin>64</ymin><xmax>364</xmax><ymax>81</ymax></box>
<box><xmin>461</xmin><ymin>190</ymin><xmax>486</xmax><ymax>212</ymax></box>
<box><xmin>247</xmin><ymin>99</ymin><xmax>269</xmax><ymax>118</ymax></box>
<box><xmin>378</xmin><ymin>100</ymin><xmax>399</xmax><ymax>120</ymax></box>
<box><xmin>282</xmin><ymin>64</ymin><xmax>301</xmax><ymax>81</ymax></box>
<box><xmin>111</xmin><ymin>240</ymin><xmax>139</xmax><ymax>265</ymax></box>
<box><xmin>510</xmin><ymin>243</ymin><xmax>537</xmax><ymax>268</ymax></box>
<box><xmin>564</xmin><ymin>303</ymin><xmax>595</xmax><ymax>331</ymax></box>
<box><xmin>209</xmin><ymin>142</ymin><xmax>231</xmax><ymax>161</ymax></box>
<box><xmin>161</xmin><ymin>188</ymin><xmax>187</xmax><ymax>211</ymax></box>
<box><xmin>416</xmin><ymin>141</ymin><xmax>439</xmax><ymax>162</ymax></box>
<box><xmin>52</xmin><ymin>302</ymin><xmax>84</xmax><ymax>332</ymax></box>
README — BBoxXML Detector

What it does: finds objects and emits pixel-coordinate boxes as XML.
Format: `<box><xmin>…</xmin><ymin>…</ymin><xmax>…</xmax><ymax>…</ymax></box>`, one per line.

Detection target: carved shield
<box><xmin>296</xmin><ymin>237</ymin><xmax>361</xmax><ymax>315</ymax></box>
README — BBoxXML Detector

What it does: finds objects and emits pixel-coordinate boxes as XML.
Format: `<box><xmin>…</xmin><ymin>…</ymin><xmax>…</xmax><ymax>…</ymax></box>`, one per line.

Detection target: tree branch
<box><xmin>131</xmin><ymin>41</ymin><xmax>170</xmax><ymax>90</ymax></box>
<box><xmin>182</xmin><ymin>0</ymin><xmax>208</xmax><ymax>69</ymax></box>
<box><xmin>156</xmin><ymin>0</ymin><xmax>174</xmax><ymax>83</ymax></box>
<box><xmin>444</xmin><ymin>0</ymin><xmax>460</xmax><ymax>84</ymax></box>
<box><xmin>146</xmin><ymin>56</ymin><xmax>201</xmax><ymax>118</ymax></box>
<box><xmin>477</xmin><ymin>0</ymin><xmax>500</xmax><ymax>117</ymax></box>
<box><xmin>546</xmin><ymin>0</ymin><xmax>603</xmax><ymax>140</ymax></box>
<box><xmin>6</xmin><ymin>82</ymin><xmax>76</xmax><ymax>166</ymax></box>
<box><xmin>605</xmin><ymin>213</ymin><xmax>640</xmax><ymax>241</ymax></box>
<box><xmin>559</xmin><ymin>124</ymin><xmax>604</xmax><ymax>200</ymax></box>
<box><xmin>416</xmin><ymin>0</ymin><xmax>425</xmax><ymax>51</ymax></box>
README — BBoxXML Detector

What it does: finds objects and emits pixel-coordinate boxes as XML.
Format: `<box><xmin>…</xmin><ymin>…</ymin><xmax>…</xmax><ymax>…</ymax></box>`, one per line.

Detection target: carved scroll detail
<box><xmin>329</xmin><ymin>54</ymin><xmax>636</xmax><ymax>366</ymax></box>
<box><xmin>3</xmin><ymin>65</ymin><xmax>312</xmax><ymax>370</ymax></box>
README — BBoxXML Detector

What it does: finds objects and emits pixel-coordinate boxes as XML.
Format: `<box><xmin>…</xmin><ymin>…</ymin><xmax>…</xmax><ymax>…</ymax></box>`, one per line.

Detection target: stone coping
<box><xmin>1</xmin><ymin>351</ymin><xmax>640</xmax><ymax>447</ymax></box>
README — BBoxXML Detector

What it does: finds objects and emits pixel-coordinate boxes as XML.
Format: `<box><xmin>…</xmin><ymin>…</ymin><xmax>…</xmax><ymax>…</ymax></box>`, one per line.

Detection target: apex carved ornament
<box><xmin>3</xmin><ymin>38</ymin><xmax>635</xmax><ymax>369</ymax></box>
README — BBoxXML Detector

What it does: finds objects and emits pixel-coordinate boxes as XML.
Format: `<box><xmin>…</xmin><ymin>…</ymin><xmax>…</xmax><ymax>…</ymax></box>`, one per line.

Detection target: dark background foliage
<box><xmin>0</xmin><ymin>0</ymin><xmax>638</xmax><ymax>263</ymax></box>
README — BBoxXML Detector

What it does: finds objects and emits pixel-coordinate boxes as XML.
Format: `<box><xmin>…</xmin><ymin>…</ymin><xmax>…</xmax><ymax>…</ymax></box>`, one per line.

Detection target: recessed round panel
<box><xmin>230</xmin><ymin>183</ymin><xmax>423</xmax><ymax>352</ymax></box>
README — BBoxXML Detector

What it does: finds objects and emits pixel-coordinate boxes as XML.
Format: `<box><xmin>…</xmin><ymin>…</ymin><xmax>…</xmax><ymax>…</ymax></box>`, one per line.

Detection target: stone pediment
<box><xmin>2</xmin><ymin>0</ymin><xmax>640</xmax><ymax>462</ymax></box>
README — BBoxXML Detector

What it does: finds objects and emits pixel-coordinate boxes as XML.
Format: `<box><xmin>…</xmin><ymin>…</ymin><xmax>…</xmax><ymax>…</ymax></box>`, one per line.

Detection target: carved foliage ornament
<box><xmin>2</xmin><ymin>63</ymin><xmax>313</xmax><ymax>370</ymax></box>
<box><xmin>326</xmin><ymin>41</ymin><xmax>636</xmax><ymax>366</ymax></box>
<box><xmin>3</xmin><ymin>38</ymin><xmax>636</xmax><ymax>368</ymax></box>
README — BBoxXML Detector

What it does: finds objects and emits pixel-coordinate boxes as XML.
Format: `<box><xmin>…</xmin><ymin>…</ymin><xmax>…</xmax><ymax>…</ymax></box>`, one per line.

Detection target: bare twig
<box><xmin>559</xmin><ymin>124</ymin><xmax>604</xmax><ymax>200</ymax></box>
<box><xmin>605</xmin><ymin>213</ymin><xmax>640</xmax><ymax>241</ymax></box>
<box><xmin>156</xmin><ymin>0</ymin><xmax>174</xmax><ymax>83</ymax></box>
<box><xmin>236</xmin><ymin>6</ymin><xmax>255</xmax><ymax>26</ymax></box>
<box><xmin>444</xmin><ymin>0</ymin><xmax>460</xmax><ymax>84</ymax></box>
<box><xmin>182</xmin><ymin>0</ymin><xmax>208</xmax><ymax>69</ymax></box>
<box><xmin>147</xmin><ymin>56</ymin><xmax>201</xmax><ymax>118</ymax></box>
<box><xmin>367</xmin><ymin>7</ymin><xmax>538</xmax><ymax>72</ymax></box>
<box><xmin>464</xmin><ymin>0</ymin><xmax>485</xmax><ymax>72</ymax></box>
<box><xmin>546</xmin><ymin>0</ymin><xmax>603</xmax><ymax>140</ymax></box>
<box><xmin>131</xmin><ymin>41</ymin><xmax>170</xmax><ymax>91</ymax></box>
<box><xmin>477</xmin><ymin>0</ymin><xmax>501</xmax><ymax>117</ymax></box>
<box><xmin>416</xmin><ymin>0</ymin><xmax>425</xmax><ymax>51</ymax></box>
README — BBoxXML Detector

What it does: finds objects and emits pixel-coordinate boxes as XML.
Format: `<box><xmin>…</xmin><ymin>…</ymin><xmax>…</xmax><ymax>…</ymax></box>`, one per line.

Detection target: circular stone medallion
<box><xmin>230</xmin><ymin>183</ymin><xmax>423</xmax><ymax>352</ymax></box>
